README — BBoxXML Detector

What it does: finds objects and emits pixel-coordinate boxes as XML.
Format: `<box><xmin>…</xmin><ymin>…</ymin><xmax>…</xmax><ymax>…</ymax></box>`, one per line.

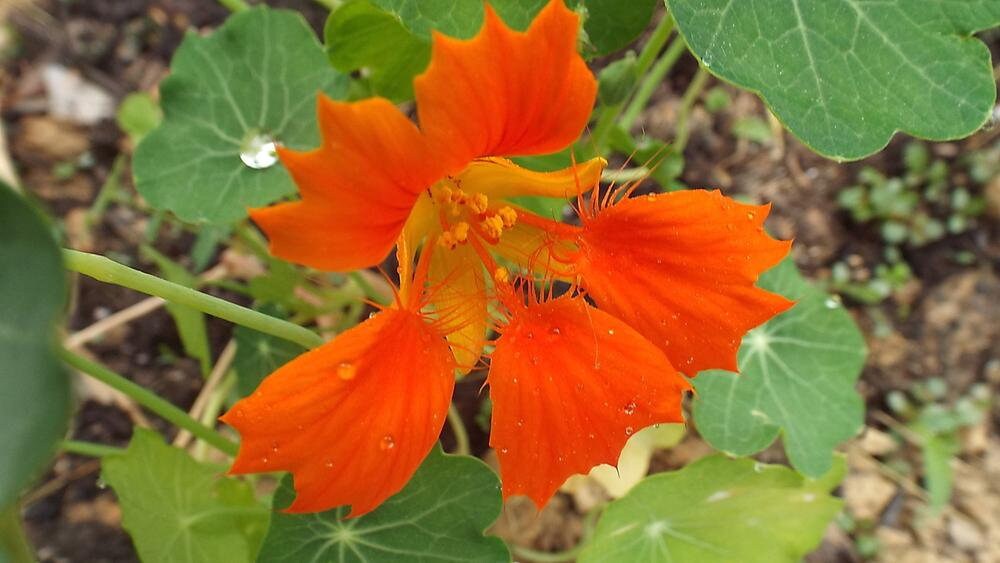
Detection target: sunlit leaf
<box><xmin>101</xmin><ymin>429</ymin><xmax>268</xmax><ymax>563</ymax></box>
<box><xmin>256</xmin><ymin>445</ymin><xmax>509</xmax><ymax>562</ymax></box>
<box><xmin>668</xmin><ymin>0</ymin><xmax>1000</xmax><ymax>160</ymax></box>
<box><xmin>0</xmin><ymin>185</ymin><xmax>70</xmax><ymax>509</ymax></box>
<box><xmin>692</xmin><ymin>260</ymin><xmax>866</xmax><ymax>477</ymax></box>
<box><xmin>579</xmin><ymin>455</ymin><xmax>844</xmax><ymax>563</ymax></box>
<box><xmin>134</xmin><ymin>7</ymin><xmax>349</xmax><ymax>224</ymax></box>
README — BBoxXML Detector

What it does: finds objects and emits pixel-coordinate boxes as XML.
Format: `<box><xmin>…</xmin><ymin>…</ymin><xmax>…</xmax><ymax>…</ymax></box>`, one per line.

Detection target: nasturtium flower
<box><xmin>222</xmin><ymin>0</ymin><xmax>793</xmax><ymax>517</ymax></box>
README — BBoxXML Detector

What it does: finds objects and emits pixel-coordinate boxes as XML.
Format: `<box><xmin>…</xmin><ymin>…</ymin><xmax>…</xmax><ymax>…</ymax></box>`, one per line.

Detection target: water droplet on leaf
<box><xmin>240</xmin><ymin>132</ymin><xmax>278</xmax><ymax>169</ymax></box>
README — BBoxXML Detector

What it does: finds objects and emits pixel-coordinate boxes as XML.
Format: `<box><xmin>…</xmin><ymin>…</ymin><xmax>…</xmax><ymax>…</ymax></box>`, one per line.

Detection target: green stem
<box><xmin>64</xmin><ymin>250</ymin><xmax>324</xmax><ymax>350</ymax></box>
<box><xmin>87</xmin><ymin>155</ymin><xmax>126</xmax><ymax>226</ymax></box>
<box><xmin>216</xmin><ymin>0</ymin><xmax>250</xmax><ymax>12</ymax></box>
<box><xmin>0</xmin><ymin>506</ymin><xmax>33</xmax><ymax>563</ymax></box>
<box><xmin>585</xmin><ymin>13</ymin><xmax>674</xmax><ymax>158</ymax></box>
<box><xmin>634</xmin><ymin>14</ymin><xmax>674</xmax><ymax>76</ymax></box>
<box><xmin>60</xmin><ymin>440</ymin><xmax>126</xmax><ymax>458</ymax></box>
<box><xmin>673</xmin><ymin>66</ymin><xmax>711</xmax><ymax>152</ymax></box>
<box><xmin>447</xmin><ymin>404</ymin><xmax>470</xmax><ymax>456</ymax></box>
<box><xmin>620</xmin><ymin>36</ymin><xmax>689</xmax><ymax>131</ymax></box>
<box><xmin>59</xmin><ymin>349</ymin><xmax>239</xmax><ymax>456</ymax></box>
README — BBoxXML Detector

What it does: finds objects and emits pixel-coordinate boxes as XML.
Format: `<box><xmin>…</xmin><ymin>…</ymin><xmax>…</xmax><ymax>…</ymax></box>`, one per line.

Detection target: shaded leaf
<box><xmin>325</xmin><ymin>0</ymin><xmax>431</xmax><ymax>102</ymax></box>
<box><xmin>579</xmin><ymin>455</ymin><xmax>844</xmax><ymax>563</ymax></box>
<box><xmin>692</xmin><ymin>260</ymin><xmax>866</xmax><ymax>477</ymax></box>
<box><xmin>0</xmin><ymin>185</ymin><xmax>70</xmax><ymax>508</ymax></box>
<box><xmin>257</xmin><ymin>445</ymin><xmax>509</xmax><ymax>562</ymax></box>
<box><xmin>101</xmin><ymin>429</ymin><xmax>268</xmax><ymax>563</ymax></box>
<box><xmin>117</xmin><ymin>93</ymin><xmax>163</xmax><ymax>144</ymax></box>
<box><xmin>134</xmin><ymin>7</ymin><xmax>349</xmax><ymax>224</ymax></box>
<box><xmin>233</xmin><ymin>320</ymin><xmax>305</xmax><ymax>397</ymax></box>
<box><xmin>141</xmin><ymin>246</ymin><xmax>211</xmax><ymax>375</ymax></box>
<box><xmin>668</xmin><ymin>0</ymin><xmax>1000</xmax><ymax>160</ymax></box>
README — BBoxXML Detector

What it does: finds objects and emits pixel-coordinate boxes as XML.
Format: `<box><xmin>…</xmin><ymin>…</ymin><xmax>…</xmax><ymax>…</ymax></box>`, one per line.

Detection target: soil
<box><xmin>2</xmin><ymin>2</ymin><xmax>998</xmax><ymax>562</ymax></box>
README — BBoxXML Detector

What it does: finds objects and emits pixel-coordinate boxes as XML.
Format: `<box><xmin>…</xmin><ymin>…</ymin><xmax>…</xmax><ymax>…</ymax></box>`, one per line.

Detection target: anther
<box><xmin>438</xmin><ymin>232</ymin><xmax>458</xmax><ymax>250</ymax></box>
<box><xmin>480</xmin><ymin>215</ymin><xmax>505</xmax><ymax>239</ymax></box>
<box><xmin>434</xmin><ymin>186</ymin><xmax>453</xmax><ymax>205</ymax></box>
<box><xmin>469</xmin><ymin>193</ymin><xmax>489</xmax><ymax>214</ymax></box>
<box><xmin>497</xmin><ymin>206</ymin><xmax>518</xmax><ymax>227</ymax></box>
<box><xmin>493</xmin><ymin>267</ymin><xmax>510</xmax><ymax>283</ymax></box>
<box><xmin>451</xmin><ymin>222</ymin><xmax>470</xmax><ymax>243</ymax></box>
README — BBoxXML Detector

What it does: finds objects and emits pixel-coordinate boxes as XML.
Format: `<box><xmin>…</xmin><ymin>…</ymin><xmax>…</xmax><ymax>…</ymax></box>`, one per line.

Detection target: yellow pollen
<box><xmin>451</xmin><ymin>222</ymin><xmax>470</xmax><ymax>243</ymax></box>
<box><xmin>438</xmin><ymin>232</ymin><xmax>458</xmax><ymax>250</ymax></box>
<box><xmin>434</xmin><ymin>186</ymin><xmax>453</xmax><ymax>205</ymax></box>
<box><xmin>493</xmin><ymin>267</ymin><xmax>510</xmax><ymax>283</ymax></box>
<box><xmin>450</xmin><ymin>188</ymin><xmax>468</xmax><ymax>205</ymax></box>
<box><xmin>481</xmin><ymin>215</ymin><xmax>505</xmax><ymax>239</ymax></box>
<box><xmin>497</xmin><ymin>206</ymin><xmax>518</xmax><ymax>227</ymax></box>
<box><xmin>469</xmin><ymin>193</ymin><xmax>489</xmax><ymax>214</ymax></box>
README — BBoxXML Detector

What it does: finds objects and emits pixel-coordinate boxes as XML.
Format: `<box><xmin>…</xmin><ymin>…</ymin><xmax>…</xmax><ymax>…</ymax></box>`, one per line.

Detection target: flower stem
<box><xmin>634</xmin><ymin>13</ymin><xmax>674</xmax><ymax>76</ymax></box>
<box><xmin>216</xmin><ymin>0</ymin><xmax>250</xmax><ymax>12</ymax></box>
<box><xmin>620</xmin><ymin>36</ymin><xmax>689</xmax><ymax>131</ymax></box>
<box><xmin>673</xmin><ymin>66</ymin><xmax>711</xmax><ymax>152</ymax></box>
<box><xmin>63</xmin><ymin>250</ymin><xmax>324</xmax><ymax>350</ymax></box>
<box><xmin>58</xmin><ymin>348</ymin><xmax>239</xmax><ymax>457</ymax></box>
<box><xmin>447</xmin><ymin>404</ymin><xmax>470</xmax><ymax>456</ymax></box>
<box><xmin>60</xmin><ymin>440</ymin><xmax>126</xmax><ymax>458</ymax></box>
<box><xmin>0</xmin><ymin>506</ymin><xmax>33</xmax><ymax>563</ymax></box>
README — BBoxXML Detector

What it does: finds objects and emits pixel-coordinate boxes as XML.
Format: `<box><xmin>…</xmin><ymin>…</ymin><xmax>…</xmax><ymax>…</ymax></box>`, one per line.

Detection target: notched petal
<box><xmin>576</xmin><ymin>189</ymin><xmax>794</xmax><ymax>375</ymax></box>
<box><xmin>221</xmin><ymin>308</ymin><xmax>455</xmax><ymax>517</ymax></box>
<box><xmin>487</xmin><ymin>296</ymin><xmax>690</xmax><ymax>508</ymax></box>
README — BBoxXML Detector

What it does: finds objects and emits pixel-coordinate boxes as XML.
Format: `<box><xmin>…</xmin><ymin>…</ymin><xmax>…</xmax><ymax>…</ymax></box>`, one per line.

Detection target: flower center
<box><xmin>429</xmin><ymin>178</ymin><xmax>518</xmax><ymax>251</ymax></box>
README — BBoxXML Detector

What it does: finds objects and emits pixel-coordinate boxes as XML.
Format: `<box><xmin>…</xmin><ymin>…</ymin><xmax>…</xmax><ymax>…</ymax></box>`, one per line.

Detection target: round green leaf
<box><xmin>692</xmin><ymin>260</ymin><xmax>866</xmax><ymax>477</ymax></box>
<box><xmin>0</xmin><ymin>185</ymin><xmax>70</xmax><ymax>508</ymax></box>
<box><xmin>233</xmin><ymin>323</ymin><xmax>305</xmax><ymax>397</ymax></box>
<box><xmin>134</xmin><ymin>7</ymin><xmax>349</xmax><ymax>224</ymax></box>
<box><xmin>257</xmin><ymin>445</ymin><xmax>509</xmax><ymax>562</ymax></box>
<box><xmin>101</xmin><ymin>429</ymin><xmax>269</xmax><ymax>563</ymax></box>
<box><xmin>667</xmin><ymin>0</ymin><xmax>1000</xmax><ymax>160</ymax></box>
<box><xmin>579</xmin><ymin>455</ymin><xmax>844</xmax><ymax>563</ymax></box>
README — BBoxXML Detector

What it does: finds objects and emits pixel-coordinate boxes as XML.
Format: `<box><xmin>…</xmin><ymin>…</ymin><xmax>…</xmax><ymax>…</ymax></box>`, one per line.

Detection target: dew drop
<box><xmin>516</xmin><ymin>419</ymin><xmax>524</xmax><ymax>428</ymax></box>
<box><xmin>746</xmin><ymin>211</ymin><xmax>755</xmax><ymax>220</ymax></box>
<box><xmin>262</xmin><ymin>456</ymin><xmax>270</xmax><ymax>464</ymax></box>
<box><xmin>271</xmin><ymin>442</ymin><xmax>280</xmax><ymax>453</ymax></box>
<box><xmin>530</xmin><ymin>356</ymin><xmax>539</xmax><ymax>365</ymax></box>
<box><xmin>607</xmin><ymin>329</ymin><xmax>615</xmax><ymax>336</ymax></box>
<box><xmin>624</xmin><ymin>426</ymin><xmax>634</xmax><ymax>436</ymax></box>
<box><xmin>512</xmin><ymin>376</ymin><xmax>519</xmax><ymax>384</ymax></box>
<box><xmin>337</xmin><ymin>361</ymin><xmax>357</xmax><ymax>381</ymax></box>
<box><xmin>500</xmin><ymin>447</ymin><xmax>509</xmax><ymax>454</ymax></box>
<box><xmin>324</xmin><ymin>461</ymin><xmax>334</xmax><ymax>469</ymax></box>
<box><xmin>240</xmin><ymin>133</ymin><xmax>278</xmax><ymax>169</ymax></box>
<box><xmin>824</xmin><ymin>297</ymin><xmax>841</xmax><ymax>309</ymax></box>
<box><xmin>526</xmin><ymin>331</ymin><xmax>535</xmax><ymax>340</ymax></box>
<box><xmin>379</xmin><ymin>434</ymin><xmax>395</xmax><ymax>451</ymax></box>
<box><xmin>623</xmin><ymin>401</ymin><xmax>637</xmax><ymax>415</ymax></box>
<box><xmin>645</xmin><ymin>193</ymin><xmax>656</xmax><ymax>201</ymax></box>
<box><xmin>549</xmin><ymin>326</ymin><xmax>561</xmax><ymax>336</ymax></box>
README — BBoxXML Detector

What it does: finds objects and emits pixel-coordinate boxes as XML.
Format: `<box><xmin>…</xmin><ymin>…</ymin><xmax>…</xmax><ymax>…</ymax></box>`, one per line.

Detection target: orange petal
<box><xmin>487</xmin><ymin>295</ymin><xmax>690</xmax><ymax>507</ymax></box>
<box><xmin>576</xmin><ymin>190</ymin><xmax>794</xmax><ymax>375</ymax></box>
<box><xmin>428</xmin><ymin>242</ymin><xmax>489</xmax><ymax>373</ymax></box>
<box><xmin>414</xmin><ymin>1</ymin><xmax>596</xmax><ymax>172</ymax></box>
<box><xmin>250</xmin><ymin>96</ymin><xmax>442</xmax><ymax>271</ymax></box>
<box><xmin>221</xmin><ymin>308</ymin><xmax>455</xmax><ymax>517</ymax></box>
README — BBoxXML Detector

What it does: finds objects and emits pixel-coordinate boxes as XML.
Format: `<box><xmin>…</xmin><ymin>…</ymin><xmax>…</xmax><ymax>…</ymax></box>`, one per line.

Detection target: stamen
<box><xmin>452</xmin><ymin>222</ymin><xmax>470</xmax><ymax>243</ymax></box>
<box><xmin>497</xmin><ymin>206</ymin><xmax>517</xmax><ymax>228</ymax></box>
<box><xmin>469</xmin><ymin>193</ymin><xmax>489</xmax><ymax>214</ymax></box>
<box><xmin>494</xmin><ymin>267</ymin><xmax>510</xmax><ymax>283</ymax></box>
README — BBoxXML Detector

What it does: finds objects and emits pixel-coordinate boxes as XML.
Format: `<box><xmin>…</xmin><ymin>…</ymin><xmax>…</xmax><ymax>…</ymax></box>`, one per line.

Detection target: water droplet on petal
<box><xmin>379</xmin><ymin>434</ymin><xmax>395</xmax><ymax>451</ymax></box>
<box><xmin>623</xmin><ymin>401</ymin><xmax>637</xmax><ymax>415</ymax></box>
<box><xmin>746</xmin><ymin>211</ymin><xmax>755</xmax><ymax>220</ymax></box>
<box><xmin>262</xmin><ymin>456</ymin><xmax>270</xmax><ymax>464</ymax></box>
<box><xmin>549</xmin><ymin>326</ymin><xmax>561</xmax><ymax>336</ymax></box>
<box><xmin>607</xmin><ymin>329</ymin><xmax>615</xmax><ymax>336</ymax></box>
<box><xmin>625</xmin><ymin>426</ymin><xmax>634</xmax><ymax>436</ymax></box>
<box><xmin>337</xmin><ymin>361</ymin><xmax>357</xmax><ymax>381</ymax></box>
<box><xmin>516</xmin><ymin>419</ymin><xmax>524</xmax><ymax>428</ymax></box>
<box><xmin>324</xmin><ymin>461</ymin><xmax>334</xmax><ymax>469</ymax></box>
<box><xmin>240</xmin><ymin>133</ymin><xmax>278</xmax><ymax>169</ymax></box>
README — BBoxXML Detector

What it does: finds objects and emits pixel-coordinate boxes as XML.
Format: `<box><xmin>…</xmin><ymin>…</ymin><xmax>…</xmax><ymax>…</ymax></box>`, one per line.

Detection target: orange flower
<box><xmin>223</xmin><ymin>0</ymin><xmax>792</xmax><ymax>516</ymax></box>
